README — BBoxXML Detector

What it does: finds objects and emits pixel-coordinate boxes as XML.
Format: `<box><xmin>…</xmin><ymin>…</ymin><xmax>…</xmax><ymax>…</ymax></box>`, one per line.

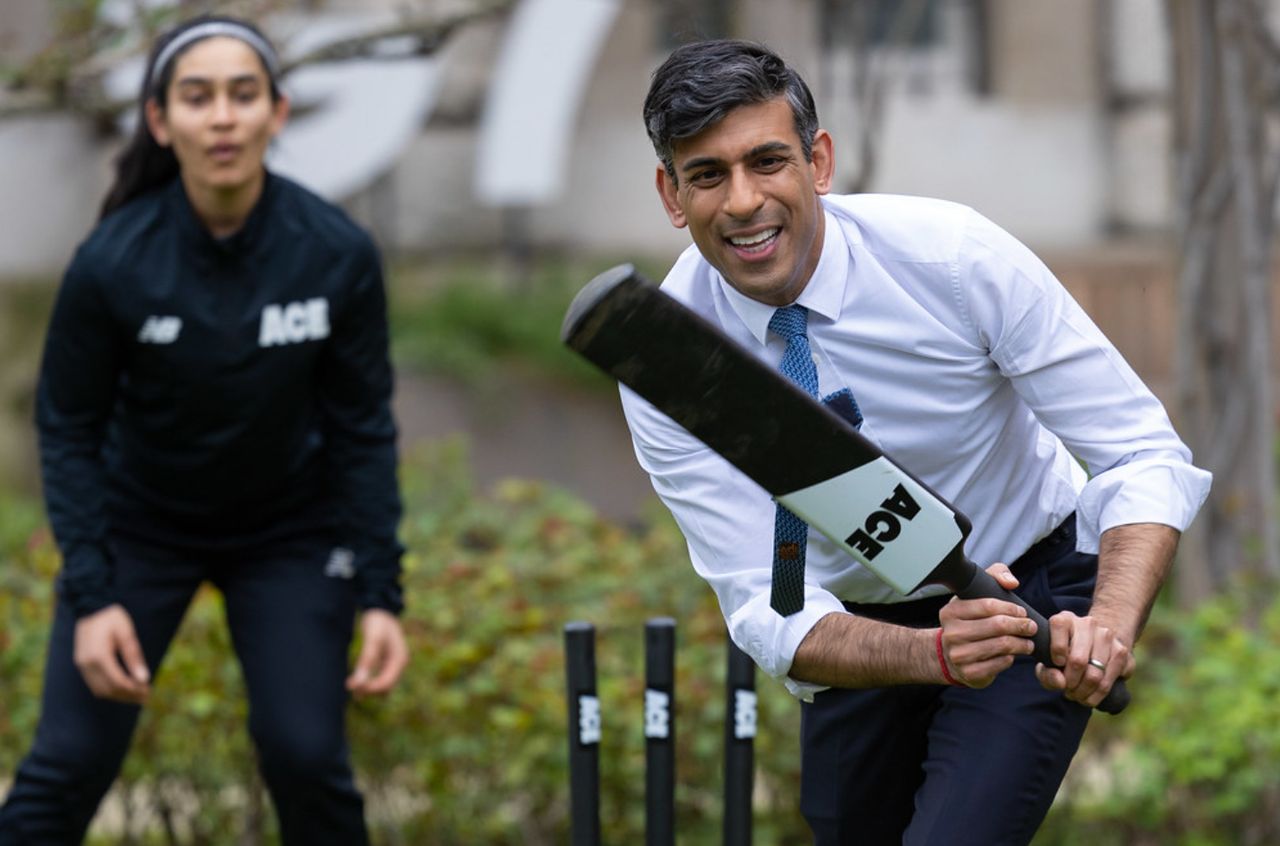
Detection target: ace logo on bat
<box><xmin>844</xmin><ymin>483</ymin><xmax>922</xmax><ymax>560</ymax></box>
<box><xmin>776</xmin><ymin>458</ymin><xmax>961</xmax><ymax>596</ymax></box>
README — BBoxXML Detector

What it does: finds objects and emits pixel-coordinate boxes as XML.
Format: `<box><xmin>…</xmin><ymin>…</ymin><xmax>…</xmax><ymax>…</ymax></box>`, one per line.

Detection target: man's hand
<box><xmin>346</xmin><ymin>609</ymin><xmax>408</xmax><ymax>698</ymax></box>
<box><xmin>937</xmin><ymin>563</ymin><xmax>1037</xmax><ymax>688</ymax></box>
<box><xmin>74</xmin><ymin>604</ymin><xmax>151</xmax><ymax>704</ymax></box>
<box><xmin>1033</xmin><ymin>523</ymin><xmax>1178</xmax><ymax>708</ymax></box>
<box><xmin>1034</xmin><ymin>611</ymin><xmax>1135</xmax><ymax>708</ymax></box>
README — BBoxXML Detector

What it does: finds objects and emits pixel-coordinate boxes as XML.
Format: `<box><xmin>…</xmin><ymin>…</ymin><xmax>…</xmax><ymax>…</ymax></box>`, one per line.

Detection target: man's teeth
<box><xmin>730</xmin><ymin>228</ymin><xmax>779</xmax><ymax>247</ymax></box>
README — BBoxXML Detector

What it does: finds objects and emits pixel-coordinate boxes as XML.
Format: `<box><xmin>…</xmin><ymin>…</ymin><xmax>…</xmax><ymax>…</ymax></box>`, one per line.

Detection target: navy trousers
<box><xmin>800</xmin><ymin>517</ymin><xmax>1097</xmax><ymax>846</ymax></box>
<box><xmin>0</xmin><ymin>533</ymin><xmax>368</xmax><ymax>845</ymax></box>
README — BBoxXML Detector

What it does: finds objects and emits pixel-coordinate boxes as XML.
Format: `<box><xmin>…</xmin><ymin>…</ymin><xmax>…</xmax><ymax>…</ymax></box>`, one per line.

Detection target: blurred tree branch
<box><xmin>843</xmin><ymin>0</ymin><xmax>931</xmax><ymax>194</ymax></box>
<box><xmin>0</xmin><ymin>0</ymin><xmax>512</xmax><ymax>130</ymax></box>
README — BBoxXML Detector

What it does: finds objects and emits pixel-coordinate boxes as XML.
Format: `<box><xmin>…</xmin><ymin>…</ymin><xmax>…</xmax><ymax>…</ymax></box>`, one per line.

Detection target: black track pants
<box><xmin>0</xmin><ymin>533</ymin><xmax>369</xmax><ymax>845</ymax></box>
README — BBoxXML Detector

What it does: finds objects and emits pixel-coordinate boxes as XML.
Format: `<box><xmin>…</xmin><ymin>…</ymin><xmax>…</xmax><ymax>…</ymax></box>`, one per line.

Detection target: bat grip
<box><xmin>955</xmin><ymin>567</ymin><xmax>1130</xmax><ymax>715</ymax></box>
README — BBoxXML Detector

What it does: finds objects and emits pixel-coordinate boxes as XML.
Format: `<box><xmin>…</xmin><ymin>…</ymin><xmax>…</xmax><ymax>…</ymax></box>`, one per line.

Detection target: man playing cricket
<box><xmin>620</xmin><ymin>39</ymin><xmax>1211</xmax><ymax>844</ymax></box>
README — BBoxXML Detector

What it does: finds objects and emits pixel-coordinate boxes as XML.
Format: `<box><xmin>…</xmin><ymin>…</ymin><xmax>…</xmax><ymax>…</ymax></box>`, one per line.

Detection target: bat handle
<box><xmin>956</xmin><ymin>567</ymin><xmax>1130</xmax><ymax>715</ymax></box>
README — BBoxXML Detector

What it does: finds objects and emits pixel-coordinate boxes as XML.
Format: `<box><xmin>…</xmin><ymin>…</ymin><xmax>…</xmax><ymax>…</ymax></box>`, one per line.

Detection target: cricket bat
<box><xmin>560</xmin><ymin>264</ymin><xmax>1129</xmax><ymax>715</ymax></box>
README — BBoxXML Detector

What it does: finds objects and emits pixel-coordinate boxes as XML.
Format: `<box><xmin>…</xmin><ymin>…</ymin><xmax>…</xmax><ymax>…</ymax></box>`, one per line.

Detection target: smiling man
<box><xmin>622</xmin><ymin>39</ymin><xmax>1211</xmax><ymax>845</ymax></box>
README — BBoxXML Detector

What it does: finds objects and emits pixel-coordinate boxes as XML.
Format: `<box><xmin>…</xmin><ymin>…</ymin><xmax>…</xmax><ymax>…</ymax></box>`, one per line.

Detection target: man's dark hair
<box><xmin>643</xmin><ymin>39</ymin><xmax>819</xmax><ymax>180</ymax></box>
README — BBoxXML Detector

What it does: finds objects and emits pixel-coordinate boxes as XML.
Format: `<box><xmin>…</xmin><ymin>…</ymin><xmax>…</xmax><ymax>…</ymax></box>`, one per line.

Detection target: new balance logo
<box><xmin>324</xmin><ymin>547</ymin><xmax>356</xmax><ymax>580</ymax></box>
<box><xmin>137</xmin><ymin>316</ymin><xmax>182</xmax><ymax>344</ymax></box>
<box><xmin>259</xmin><ymin>298</ymin><xmax>330</xmax><ymax>347</ymax></box>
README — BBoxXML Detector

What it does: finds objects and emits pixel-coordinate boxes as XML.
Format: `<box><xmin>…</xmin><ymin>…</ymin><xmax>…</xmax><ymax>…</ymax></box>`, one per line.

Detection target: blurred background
<box><xmin>1</xmin><ymin>0</ymin><xmax>1278</xmax><ymax>843</ymax></box>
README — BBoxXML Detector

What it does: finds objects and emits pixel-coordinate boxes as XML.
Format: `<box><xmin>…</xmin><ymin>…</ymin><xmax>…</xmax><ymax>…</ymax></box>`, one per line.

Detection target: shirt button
<box><xmin>811</xmin><ymin>353</ymin><xmax>820</xmax><ymax>363</ymax></box>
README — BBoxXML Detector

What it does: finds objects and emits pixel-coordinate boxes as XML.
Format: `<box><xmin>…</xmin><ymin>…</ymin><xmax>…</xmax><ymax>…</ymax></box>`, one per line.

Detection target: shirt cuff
<box><xmin>728</xmin><ymin>585</ymin><xmax>850</xmax><ymax>702</ymax></box>
<box><xmin>358</xmin><ymin>585</ymin><xmax>404</xmax><ymax>615</ymax></box>
<box><xmin>350</xmin><ymin>546</ymin><xmax>404</xmax><ymax>614</ymax></box>
<box><xmin>56</xmin><ymin>542</ymin><xmax>118</xmax><ymax>618</ymax></box>
<box><xmin>1075</xmin><ymin>456</ymin><xmax>1213</xmax><ymax>552</ymax></box>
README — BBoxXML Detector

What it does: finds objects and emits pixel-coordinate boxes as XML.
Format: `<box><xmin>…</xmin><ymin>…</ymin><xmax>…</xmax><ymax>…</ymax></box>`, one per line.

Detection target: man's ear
<box><xmin>810</xmin><ymin>129</ymin><xmax>834</xmax><ymax>195</ymax></box>
<box><xmin>144</xmin><ymin>98</ymin><xmax>171</xmax><ymax>147</ymax></box>
<box><xmin>655</xmin><ymin>165</ymin><xmax>687</xmax><ymax>229</ymax></box>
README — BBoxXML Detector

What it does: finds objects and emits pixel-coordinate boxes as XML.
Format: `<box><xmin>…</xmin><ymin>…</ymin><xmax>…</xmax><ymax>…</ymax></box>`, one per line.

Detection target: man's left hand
<box><xmin>1034</xmin><ymin>610</ymin><xmax>1135</xmax><ymax>708</ymax></box>
<box><xmin>346</xmin><ymin>609</ymin><xmax>408</xmax><ymax>697</ymax></box>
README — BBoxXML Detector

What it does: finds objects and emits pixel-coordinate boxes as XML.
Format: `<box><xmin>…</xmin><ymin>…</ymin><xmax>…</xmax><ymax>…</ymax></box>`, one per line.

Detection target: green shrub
<box><xmin>7</xmin><ymin>441</ymin><xmax>1280</xmax><ymax>845</ymax></box>
<box><xmin>1038</xmin><ymin>584</ymin><xmax>1280</xmax><ymax>846</ymax></box>
<box><xmin>0</xmin><ymin>441</ymin><xmax>807</xmax><ymax>844</ymax></box>
<box><xmin>354</xmin><ymin>438</ymin><xmax>807</xmax><ymax>844</ymax></box>
<box><xmin>0</xmin><ymin>492</ymin><xmax>53</xmax><ymax>765</ymax></box>
<box><xmin>386</xmin><ymin>254</ymin><xmax>671</xmax><ymax>390</ymax></box>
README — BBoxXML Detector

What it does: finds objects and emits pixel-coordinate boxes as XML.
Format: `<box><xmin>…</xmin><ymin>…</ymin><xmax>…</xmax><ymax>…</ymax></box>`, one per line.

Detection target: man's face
<box><xmin>656</xmin><ymin>97</ymin><xmax>833</xmax><ymax>307</ymax></box>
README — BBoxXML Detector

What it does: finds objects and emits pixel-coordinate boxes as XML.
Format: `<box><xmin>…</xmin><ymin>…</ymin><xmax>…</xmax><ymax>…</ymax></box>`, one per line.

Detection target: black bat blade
<box><xmin>561</xmin><ymin>264</ymin><xmax>1129</xmax><ymax>715</ymax></box>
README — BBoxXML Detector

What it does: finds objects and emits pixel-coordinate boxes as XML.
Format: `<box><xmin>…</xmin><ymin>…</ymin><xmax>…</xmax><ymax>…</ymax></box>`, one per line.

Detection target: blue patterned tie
<box><xmin>769</xmin><ymin>305</ymin><xmax>819</xmax><ymax>616</ymax></box>
<box><xmin>768</xmin><ymin>306</ymin><xmax>864</xmax><ymax>616</ymax></box>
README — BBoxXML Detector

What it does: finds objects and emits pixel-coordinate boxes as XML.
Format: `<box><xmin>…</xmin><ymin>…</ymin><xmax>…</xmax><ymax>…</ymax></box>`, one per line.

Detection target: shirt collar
<box><xmin>717</xmin><ymin>207</ymin><xmax>851</xmax><ymax>345</ymax></box>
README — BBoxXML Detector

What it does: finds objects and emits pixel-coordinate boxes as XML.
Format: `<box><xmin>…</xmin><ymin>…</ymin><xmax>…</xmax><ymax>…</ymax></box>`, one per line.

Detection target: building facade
<box><xmin>0</xmin><ymin>0</ymin><xmax>1182</xmax><ymax>275</ymax></box>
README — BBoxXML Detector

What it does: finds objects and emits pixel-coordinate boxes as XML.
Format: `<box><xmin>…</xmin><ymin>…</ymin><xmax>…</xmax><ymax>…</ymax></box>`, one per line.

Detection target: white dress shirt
<box><xmin>620</xmin><ymin>193</ymin><xmax>1212</xmax><ymax>700</ymax></box>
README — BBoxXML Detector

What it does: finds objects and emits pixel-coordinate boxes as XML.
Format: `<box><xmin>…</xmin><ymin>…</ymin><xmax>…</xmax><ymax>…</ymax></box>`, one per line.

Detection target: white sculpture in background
<box><xmin>99</xmin><ymin>0</ymin><xmax>443</xmax><ymax>202</ymax></box>
<box><xmin>475</xmin><ymin>0</ymin><xmax>622</xmax><ymax>207</ymax></box>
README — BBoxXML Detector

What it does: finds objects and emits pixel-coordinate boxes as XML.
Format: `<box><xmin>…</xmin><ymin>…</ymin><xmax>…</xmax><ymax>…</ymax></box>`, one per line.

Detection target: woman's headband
<box><xmin>149</xmin><ymin>21</ymin><xmax>281</xmax><ymax>88</ymax></box>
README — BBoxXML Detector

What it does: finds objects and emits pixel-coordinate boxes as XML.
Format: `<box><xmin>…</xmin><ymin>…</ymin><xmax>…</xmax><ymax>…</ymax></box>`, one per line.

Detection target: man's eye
<box><xmin>690</xmin><ymin>170</ymin><xmax>722</xmax><ymax>185</ymax></box>
<box><xmin>756</xmin><ymin>157</ymin><xmax>785</xmax><ymax>170</ymax></box>
<box><xmin>182</xmin><ymin>92</ymin><xmax>209</xmax><ymax>106</ymax></box>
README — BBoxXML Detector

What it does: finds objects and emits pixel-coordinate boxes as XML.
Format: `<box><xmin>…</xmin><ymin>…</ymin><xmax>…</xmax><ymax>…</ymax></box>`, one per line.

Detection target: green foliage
<box><xmin>0</xmin><ymin>442</ymin><xmax>807</xmax><ymax>844</ymax></box>
<box><xmin>0</xmin><ymin>280</ymin><xmax>54</xmax><ymax>493</ymax></box>
<box><xmin>1037</xmin><ymin>585</ymin><xmax>1280</xmax><ymax>846</ymax></box>
<box><xmin>355</xmin><ymin>438</ymin><xmax>807</xmax><ymax>844</ymax></box>
<box><xmin>8</xmin><ymin>440</ymin><xmax>1280</xmax><ymax>844</ymax></box>
<box><xmin>0</xmin><ymin>493</ymin><xmax>54</xmax><ymax>766</ymax></box>
<box><xmin>386</xmin><ymin>254</ymin><xmax>671</xmax><ymax>391</ymax></box>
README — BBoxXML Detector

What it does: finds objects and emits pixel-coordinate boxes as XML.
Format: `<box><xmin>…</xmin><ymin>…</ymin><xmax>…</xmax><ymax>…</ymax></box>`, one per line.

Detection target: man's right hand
<box><xmin>936</xmin><ymin>563</ymin><xmax>1038</xmax><ymax>688</ymax></box>
<box><xmin>73</xmin><ymin>604</ymin><xmax>151</xmax><ymax>704</ymax></box>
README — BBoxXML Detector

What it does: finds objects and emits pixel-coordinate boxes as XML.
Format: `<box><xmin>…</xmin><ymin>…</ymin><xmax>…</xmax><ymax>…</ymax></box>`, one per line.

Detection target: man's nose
<box><xmin>723</xmin><ymin>170</ymin><xmax>765</xmax><ymax>219</ymax></box>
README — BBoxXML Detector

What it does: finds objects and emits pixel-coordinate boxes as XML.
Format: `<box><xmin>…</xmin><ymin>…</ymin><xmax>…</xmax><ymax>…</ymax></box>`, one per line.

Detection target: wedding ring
<box><xmin>1088</xmin><ymin>658</ymin><xmax>1106</xmax><ymax>671</ymax></box>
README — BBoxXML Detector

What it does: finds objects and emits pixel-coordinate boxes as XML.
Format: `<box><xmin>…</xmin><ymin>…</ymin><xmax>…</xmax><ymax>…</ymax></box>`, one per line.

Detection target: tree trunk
<box><xmin>1166</xmin><ymin>0</ymin><xmax>1279</xmax><ymax>601</ymax></box>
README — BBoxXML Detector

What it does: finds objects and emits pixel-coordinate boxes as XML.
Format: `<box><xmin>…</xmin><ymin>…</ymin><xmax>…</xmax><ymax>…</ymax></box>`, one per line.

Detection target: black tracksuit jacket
<box><xmin>36</xmin><ymin>172</ymin><xmax>404</xmax><ymax>617</ymax></box>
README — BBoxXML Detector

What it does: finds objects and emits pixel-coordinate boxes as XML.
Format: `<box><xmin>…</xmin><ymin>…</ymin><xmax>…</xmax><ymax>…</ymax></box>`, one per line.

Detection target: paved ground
<box><xmin>0</xmin><ymin>366</ymin><xmax>657</xmax><ymax>524</ymax></box>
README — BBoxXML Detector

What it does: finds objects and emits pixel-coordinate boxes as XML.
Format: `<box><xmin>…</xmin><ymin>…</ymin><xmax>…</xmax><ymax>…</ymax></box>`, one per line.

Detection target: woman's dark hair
<box><xmin>643</xmin><ymin>39</ymin><xmax>819</xmax><ymax>181</ymax></box>
<box><xmin>99</xmin><ymin>15</ymin><xmax>282</xmax><ymax>220</ymax></box>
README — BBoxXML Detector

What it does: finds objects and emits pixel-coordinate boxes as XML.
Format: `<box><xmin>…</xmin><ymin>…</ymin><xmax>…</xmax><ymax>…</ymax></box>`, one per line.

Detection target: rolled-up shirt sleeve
<box><xmin>958</xmin><ymin>209</ymin><xmax>1212</xmax><ymax>551</ymax></box>
<box><xmin>1074</xmin><ymin>455</ymin><xmax>1212</xmax><ymax>551</ymax></box>
<box><xmin>620</xmin><ymin>385</ymin><xmax>847</xmax><ymax>701</ymax></box>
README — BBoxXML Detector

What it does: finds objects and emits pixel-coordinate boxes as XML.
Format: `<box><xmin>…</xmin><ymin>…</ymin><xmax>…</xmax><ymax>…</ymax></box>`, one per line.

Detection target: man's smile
<box><xmin>727</xmin><ymin>226</ymin><xmax>781</xmax><ymax>259</ymax></box>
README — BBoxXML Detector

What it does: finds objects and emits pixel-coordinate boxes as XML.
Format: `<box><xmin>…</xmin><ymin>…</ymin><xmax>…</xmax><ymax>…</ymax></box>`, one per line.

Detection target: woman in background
<box><xmin>0</xmin><ymin>15</ymin><xmax>407</xmax><ymax>845</ymax></box>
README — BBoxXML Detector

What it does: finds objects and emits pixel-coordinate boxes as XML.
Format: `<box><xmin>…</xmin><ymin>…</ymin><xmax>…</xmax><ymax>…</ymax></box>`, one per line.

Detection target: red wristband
<box><xmin>936</xmin><ymin>628</ymin><xmax>963</xmax><ymax>687</ymax></box>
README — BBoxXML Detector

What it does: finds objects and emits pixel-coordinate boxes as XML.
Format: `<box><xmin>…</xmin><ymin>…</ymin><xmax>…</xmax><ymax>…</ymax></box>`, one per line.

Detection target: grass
<box><xmin>0</xmin><ymin>278</ymin><xmax>56</xmax><ymax>493</ymax></box>
<box><xmin>386</xmin><ymin>251</ymin><xmax>672</xmax><ymax>390</ymax></box>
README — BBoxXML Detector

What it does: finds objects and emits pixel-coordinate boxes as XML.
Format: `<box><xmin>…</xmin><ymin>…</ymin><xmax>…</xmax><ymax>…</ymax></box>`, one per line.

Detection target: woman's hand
<box><xmin>74</xmin><ymin>604</ymin><xmax>151</xmax><ymax>704</ymax></box>
<box><xmin>346</xmin><ymin>609</ymin><xmax>408</xmax><ymax>697</ymax></box>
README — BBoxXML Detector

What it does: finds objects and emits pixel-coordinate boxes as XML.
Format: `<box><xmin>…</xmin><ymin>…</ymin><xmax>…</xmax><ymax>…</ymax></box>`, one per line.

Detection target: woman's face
<box><xmin>146</xmin><ymin>36</ymin><xmax>288</xmax><ymax>196</ymax></box>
